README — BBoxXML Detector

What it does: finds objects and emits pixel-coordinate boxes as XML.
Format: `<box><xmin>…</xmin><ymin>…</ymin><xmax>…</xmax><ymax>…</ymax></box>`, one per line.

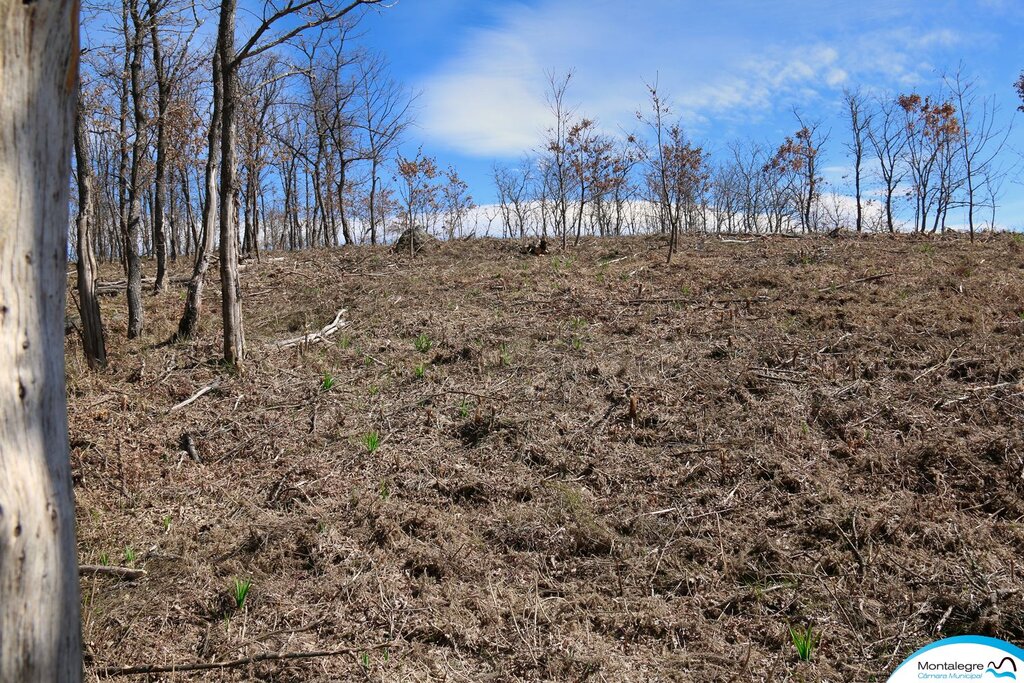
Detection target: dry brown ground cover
<box><xmin>67</xmin><ymin>233</ymin><xmax>1024</xmax><ymax>682</ymax></box>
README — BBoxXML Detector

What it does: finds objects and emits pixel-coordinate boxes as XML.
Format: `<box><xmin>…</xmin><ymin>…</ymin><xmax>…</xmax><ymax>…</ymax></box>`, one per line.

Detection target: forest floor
<box><xmin>67</xmin><ymin>232</ymin><xmax>1024</xmax><ymax>682</ymax></box>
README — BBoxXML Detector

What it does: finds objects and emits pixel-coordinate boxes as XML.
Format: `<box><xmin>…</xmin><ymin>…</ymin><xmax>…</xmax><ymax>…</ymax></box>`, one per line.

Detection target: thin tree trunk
<box><xmin>257</xmin><ymin>187</ymin><xmax>267</xmax><ymax>255</ymax></box>
<box><xmin>247</xmin><ymin>168</ymin><xmax>261</xmax><ymax>261</ymax></box>
<box><xmin>144</xmin><ymin>186</ymin><xmax>154</xmax><ymax>255</ymax></box>
<box><xmin>218</xmin><ymin>0</ymin><xmax>245</xmax><ymax>364</ymax></box>
<box><xmin>368</xmin><ymin>163</ymin><xmax>378</xmax><ymax>245</ymax></box>
<box><xmin>963</xmin><ymin>148</ymin><xmax>976</xmax><ymax>242</ymax></box>
<box><xmin>167</xmin><ymin>183</ymin><xmax>178</xmax><ymax>261</ymax></box>
<box><xmin>884</xmin><ymin>182</ymin><xmax>895</xmax><ymax>233</ymax></box>
<box><xmin>118</xmin><ymin>1</ymin><xmax>130</xmax><ymax>276</ymax></box>
<box><xmin>0</xmin><ymin>0</ymin><xmax>84</xmax><ymax>677</ymax></box>
<box><xmin>242</xmin><ymin>169</ymin><xmax>253</xmax><ymax>255</ymax></box>
<box><xmin>338</xmin><ymin>166</ymin><xmax>354</xmax><ymax>245</ymax></box>
<box><xmin>282</xmin><ymin>164</ymin><xmax>293</xmax><ymax>250</ymax></box>
<box><xmin>75</xmin><ymin>100</ymin><xmax>107</xmax><ymax>369</ymax></box>
<box><xmin>176</xmin><ymin>49</ymin><xmax>221</xmax><ymax>340</ymax></box>
<box><xmin>181</xmin><ymin>167</ymin><xmax>197</xmax><ymax>255</ymax></box>
<box><xmin>150</xmin><ymin>16</ymin><xmax>169</xmax><ymax>292</ymax></box>
<box><xmin>125</xmin><ymin>3</ymin><xmax>146</xmax><ymax>337</ymax></box>
<box><xmin>853</xmin><ymin>156</ymin><xmax>862</xmax><ymax>233</ymax></box>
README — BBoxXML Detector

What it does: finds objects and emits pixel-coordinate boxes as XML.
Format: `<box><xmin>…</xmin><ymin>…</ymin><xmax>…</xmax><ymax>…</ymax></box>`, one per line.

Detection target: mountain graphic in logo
<box><xmin>987</xmin><ymin>656</ymin><xmax>1018</xmax><ymax>679</ymax></box>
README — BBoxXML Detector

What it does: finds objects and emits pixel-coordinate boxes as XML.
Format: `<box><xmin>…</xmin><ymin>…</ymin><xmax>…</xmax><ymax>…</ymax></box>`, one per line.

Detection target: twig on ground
<box><xmin>80</xmin><ymin>565</ymin><xmax>146</xmax><ymax>580</ymax></box>
<box><xmin>167</xmin><ymin>382</ymin><xmax>220</xmax><ymax>414</ymax></box>
<box><xmin>817</xmin><ymin>332</ymin><xmax>852</xmax><ymax>354</ymax></box>
<box><xmin>630</xmin><ymin>507</ymin><xmax>678</xmax><ymax>521</ymax></box>
<box><xmin>913</xmin><ymin>342</ymin><xmax>966</xmax><ymax>383</ymax></box>
<box><xmin>96</xmin><ymin>641</ymin><xmax>398</xmax><ymax>677</ymax></box>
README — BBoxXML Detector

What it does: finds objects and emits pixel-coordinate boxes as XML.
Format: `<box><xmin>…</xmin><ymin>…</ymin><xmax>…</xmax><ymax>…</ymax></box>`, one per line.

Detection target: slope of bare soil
<box><xmin>67</xmin><ymin>233</ymin><xmax>1024</xmax><ymax>682</ymax></box>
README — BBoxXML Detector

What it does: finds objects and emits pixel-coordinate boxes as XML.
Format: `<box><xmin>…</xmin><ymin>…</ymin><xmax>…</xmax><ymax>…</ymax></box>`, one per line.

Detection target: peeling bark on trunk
<box><xmin>0</xmin><ymin>0</ymin><xmax>84</xmax><ymax>679</ymax></box>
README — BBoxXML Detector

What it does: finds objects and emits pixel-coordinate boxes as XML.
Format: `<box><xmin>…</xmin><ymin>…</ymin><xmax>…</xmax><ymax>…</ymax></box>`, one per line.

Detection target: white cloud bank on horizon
<box><xmin>416</xmin><ymin>0</ymin><xmax>975</xmax><ymax>158</ymax></box>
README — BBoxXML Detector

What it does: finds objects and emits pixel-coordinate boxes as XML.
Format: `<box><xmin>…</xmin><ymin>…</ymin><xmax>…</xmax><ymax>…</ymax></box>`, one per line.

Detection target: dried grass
<box><xmin>68</xmin><ymin>232</ymin><xmax>1024</xmax><ymax>681</ymax></box>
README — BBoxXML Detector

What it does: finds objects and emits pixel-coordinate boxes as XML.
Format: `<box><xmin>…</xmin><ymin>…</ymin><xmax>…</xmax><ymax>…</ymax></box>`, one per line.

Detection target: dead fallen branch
<box><xmin>818</xmin><ymin>272</ymin><xmax>895</xmax><ymax>292</ymax></box>
<box><xmin>270</xmin><ymin>309</ymin><xmax>347</xmax><ymax>349</ymax></box>
<box><xmin>96</xmin><ymin>641</ymin><xmax>397</xmax><ymax>677</ymax></box>
<box><xmin>913</xmin><ymin>342</ymin><xmax>967</xmax><ymax>383</ymax></box>
<box><xmin>752</xmin><ymin>370</ymin><xmax>807</xmax><ymax>384</ymax></box>
<box><xmin>95</xmin><ymin>276</ymin><xmax>189</xmax><ymax>295</ymax></box>
<box><xmin>623</xmin><ymin>297</ymin><xmax>693</xmax><ymax>305</ymax></box>
<box><xmin>167</xmin><ymin>382</ymin><xmax>220</xmax><ymax>414</ymax></box>
<box><xmin>621</xmin><ymin>295</ymin><xmax>774</xmax><ymax>307</ymax></box>
<box><xmin>934</xmin><ymin>381</ymin><xmax>1022</xmax><ymax>409</ymax></box>
<box><xmin>80</xmin><ymin>565</ymin><xmax>146</xmax><ymax>580</ymax></box>
<box><xmin>817</xmin><ymin>332</ymin><xmax>853</xmax><ymax>354</ymax></box>
<box><xmin>965</xmin><ymin>380</ymin><xmax>1020</xmax><ymax>393</ymax></box>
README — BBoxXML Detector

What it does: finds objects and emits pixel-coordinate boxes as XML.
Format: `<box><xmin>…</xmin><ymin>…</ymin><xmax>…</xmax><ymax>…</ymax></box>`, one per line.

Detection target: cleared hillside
<box><xmin>68</xmin><ymin>233</ymin><xmax>1024</xmax><ymax>681</ymax></box>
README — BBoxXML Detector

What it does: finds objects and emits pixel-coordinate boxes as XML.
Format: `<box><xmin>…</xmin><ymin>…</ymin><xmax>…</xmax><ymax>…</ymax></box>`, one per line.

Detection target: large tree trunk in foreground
<box><xmin>176</xmin><ymin>49</ymin><xmax>221</xmax><ymax>341</ymax></box>
<box><xmin>0</xmin><ymin>0</ymin><xmax>84</xmax><ymax>680</ymax></box>
<box><xmin>75</xmin><ymin>100</ymin><xmax>107</xmax><ymax>369</ymax></box>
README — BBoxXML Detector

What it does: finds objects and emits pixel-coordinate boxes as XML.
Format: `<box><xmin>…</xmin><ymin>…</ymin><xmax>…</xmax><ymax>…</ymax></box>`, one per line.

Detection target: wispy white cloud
<box><xmin>416</xmin><ymin>0</ymin><xmax>992</xmax><ymax>159</ymax></box>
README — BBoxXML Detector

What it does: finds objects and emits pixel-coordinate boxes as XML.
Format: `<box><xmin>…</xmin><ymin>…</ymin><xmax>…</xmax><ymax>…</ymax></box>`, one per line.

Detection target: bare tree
<box><xmin>149</xmin><ymin>0</ymin><xmax>198</xmax><ymax>291</ymax></box>
<box><xmin>75</xmin><ymin>88</ymin><xmax>108</xmax><ymax>369</ymax></box>
<box><xmin>542</xmin><ymin>70</ymin><xmax>575</xmax><ymax>250</ymax></box>
<box><xmin>566</xmin><ymin>116</ymin><xmax>599</xmax><ymax>245</ymax></box>
<box><xmin>494</xmin><ymin>160</ymin><xmax>535</xmax><ymax>239</ymax></box>
<box><xmin>946</xmin><ymin>66</ymin><xmax>1011</xmax><ymax>241</ymax></box>
<box><xmin>638</xmin><ymin>83</ymin><xmax>709</xmax><ymax>261</ymax></box>
<box><xmin>124</xmin><ymin>0</ymin><xmax>150</xmax><ymax>337</ymax></box>
<box><xmin>271</xmin><ymin>116</ymin><xmax>306</xmax><ymax>249</ymax></box>
<box><xmin>440</xmin><ymin>165</ymin><xmax>474</xmax><ymax>239</ymax></box>
<box><xmin>238</xmin><ymin>54</ymin><xmax>285</xmax><ymax>258</ymax></box>
<box><xmin>302</xmin><ymin>35</ymin><xmax>362</xmax><ymax>246</ymax></box>
<box><xmin>867</xmin><ymin>96</ymin><xmax>908</xmax><ymax>232</ymax></box>
<box><xmin>175</xmin><ymin>46</ymin><xmax>221</xmax><ymax>340</ymax></box>
<box><xmin>590</xmin><ymin>138</ymin><xmax>636</xmax><ymax>237</ymax></box>
<box><xmin>358</xmin><ymin>52</ymin><xmax>412</xmax><ymax>245</ymax></box>
<box><xmin>215</xmin><ymin>0</ymin><xmax>384</xmax><ymax>363</ymax></box>
<box><xmin>769</xmin><ymin>113</ymin><xmax>827</xmax><ymax>233</ymax></box>
<box><xmin>0</xmin><ymin>0</ymin><xmax>83</xmax><ymax>678</ymax></box>
<box><xmin>844</xmin><ymin>88</ymin><xmax>871</xmax><ymax>232</ymax></box>
<box><xmin>898</xmin><ymin>93</ymin><xmax>960</xmax><ymax>233</ymax></box>
<box><xmin>728</xmin><ymin>141</ymin><xmax>769</xmax><ymax>233</ymax></box>
<box><xmin>396</xmin><ymin>147</ymin><xmax>440</xmax><ymax>244</ymax></box>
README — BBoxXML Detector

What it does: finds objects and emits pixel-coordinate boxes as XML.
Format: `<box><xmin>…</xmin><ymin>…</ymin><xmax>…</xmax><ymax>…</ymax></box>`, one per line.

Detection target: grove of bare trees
<box><xmin>75</xmin><ymin>0</ymin><xmax>426</xmax><ymax>364</ymax></box>
<box><xmin>490</xmin><ymin>70</ymin><xmax>1015</xmax><ymax>250</ymax></box>
<box><xmin>70</xmin><ymin>8</ymin><xmax>1020</xmax><ymax>370</ymax></box>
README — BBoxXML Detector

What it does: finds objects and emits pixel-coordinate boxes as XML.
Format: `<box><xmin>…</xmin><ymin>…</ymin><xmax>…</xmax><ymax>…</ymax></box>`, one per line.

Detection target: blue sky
<box><xmin>357</xmin><ymin>0</ymin><xmax>1024</xmax><ymax>226</ymax></box>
